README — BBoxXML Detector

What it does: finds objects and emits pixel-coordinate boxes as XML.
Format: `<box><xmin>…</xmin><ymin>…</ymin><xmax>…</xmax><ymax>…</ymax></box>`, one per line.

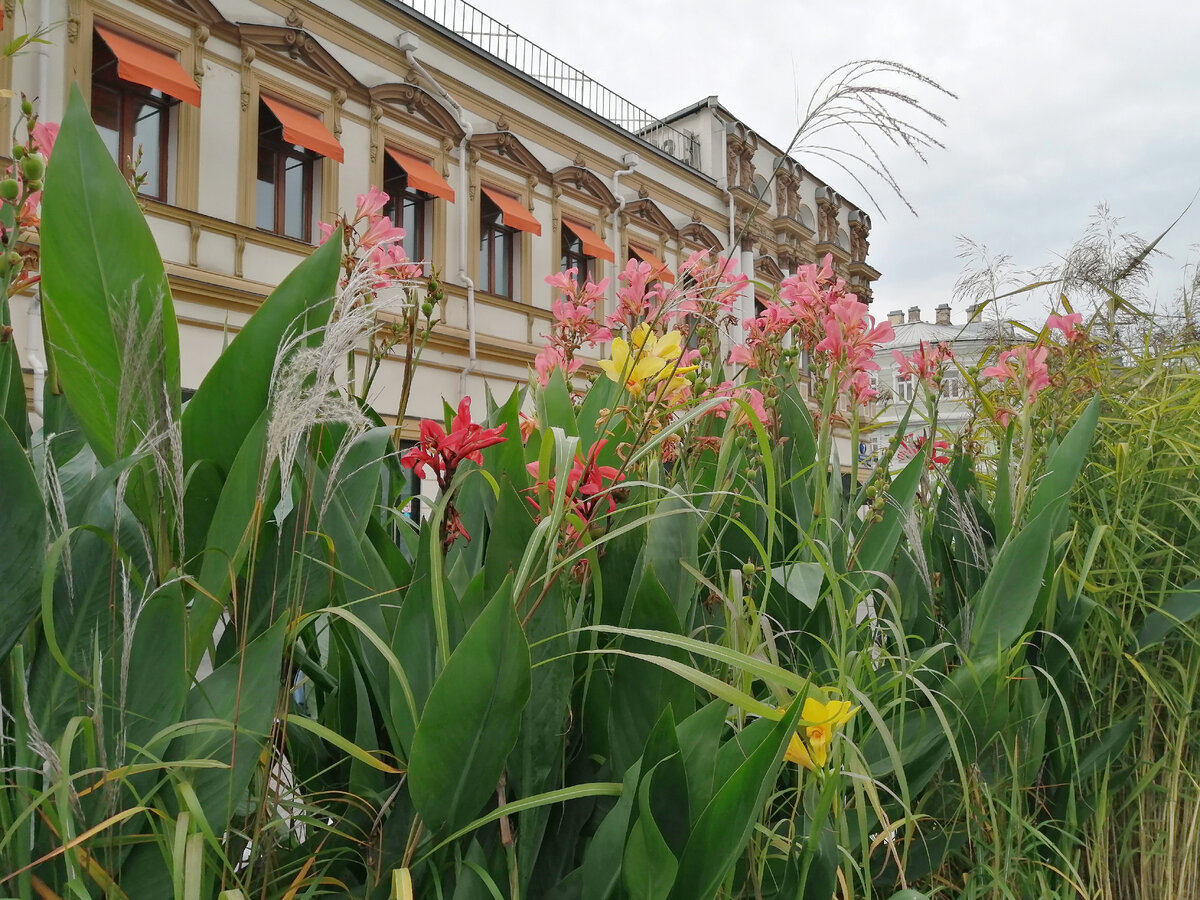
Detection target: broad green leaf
<box><xmin>623</xmin><ymin>763</ymin><xmax>678</xmax><ymax>900</ymax></box>
<box><xmin>581</xmin><ymin>759</ymin><xmax>642</xmax><ymax>900</ymax></box>
<box><xmin>770</xmin><ymin>562</ymin><xmax>824</xmax><ymax>611</ymax></box>
<box><xmin>968</xmin><ymin>503</ymin><xmax>1059</xmax><ymax>655</ymax></box>
<box><xmin>41</xmin><ymin>86</ymin><xmax>179</xmax><ymax>467</ymax></box>
<box><xmin>182</xmin><ymin>233</ymin><xmax>341</xmax><ymax>478</ymax></box>
<box><xmin>0</xmin><ymin>417</ymin><xmax>45</xmax><ymax>661</ymax></box>
<box><xmin>1028</xmin><ymin>395</ymin><xmax>1100</xmax><ymax>520</ymax></box>
<box><xmin>408</xmin><ymin>574</ymin><xmax>532</xmax><ymax>831</ymax></box>
<box><xmin>854</xmin><ymin>450</ymin><xmax>926</xmax><ymax>576</ymax></box>
<box><xmin>0</xmin><ymin>339</ymin><xmax>27</xmax><ymax>447</ymax></box>
<box><xmin>1135</xmin><ymin>577</ymin><xmax>1200</xmax><ymax>649</ymax></box>
<box><xmin>668</xmin><ymin>703</ymin><xmax>801</xmax><ymax>900</ymax></box>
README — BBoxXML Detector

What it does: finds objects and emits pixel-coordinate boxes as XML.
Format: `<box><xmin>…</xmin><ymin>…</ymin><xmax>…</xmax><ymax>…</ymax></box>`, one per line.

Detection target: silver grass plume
<box><xmin>264</xmin><ymin>257</ymin><xmax>417</xmax><ymax>512</ymax></box>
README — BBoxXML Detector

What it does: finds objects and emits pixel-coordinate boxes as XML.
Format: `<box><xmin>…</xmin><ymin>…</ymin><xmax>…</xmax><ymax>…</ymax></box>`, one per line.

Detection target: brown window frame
<box><xmin>561</xmin><ymin>228</ymin><xmax>595</xmax><ymax>282</ymax></box>
<box><xmin>382</xmin><ymin>154</ymin><xmax>430</xmax><ymax>266</ymax></box>
<box><xmin>90</xmin><ymin>29</ymin><xmax>173</xmax><ymax>201</ymax></box>
<box><xmin>479</xmin><ymin>193</ymin><xmax>517</xmax><ymax>299</ymax></box>
<box><xmin>256</xmin><ymin>99</ymin><xmax>318</xmax><ymax>243</ymax></box>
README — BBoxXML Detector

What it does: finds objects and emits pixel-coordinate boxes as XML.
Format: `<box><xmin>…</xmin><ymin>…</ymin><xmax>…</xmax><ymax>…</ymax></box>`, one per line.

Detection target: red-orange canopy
<box><xmin>94</xmin><ymin>25</ymin><xmax>201</xmax><ymax>107</ymax></box>
<box><xmin>385</xmin><ymin>147</ymin><xmax>455</xmax><ymax>202</ymax></box>
<box><xmin>629</xmin><ymin>244</ymin><xmax>675</xmax><ymax>283</ymax></box>
<box><xmin>261</xmin><ymin>95</ymin><xmax>344</xmax><ymax>163</ymax></box>
<box><xmin>563</xmin><ymin>218</ymin><xmax>615</xmax><ymax>263</ymax></box>
<box><xmin>481</xmin><ymin>186</ymin><xmax>541</xmax><ymax>235</ymax></box>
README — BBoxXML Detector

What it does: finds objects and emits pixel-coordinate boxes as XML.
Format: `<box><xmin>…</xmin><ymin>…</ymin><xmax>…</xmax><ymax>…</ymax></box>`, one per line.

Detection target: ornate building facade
<box><xmin>4</xmin><ymin>0</ymin><xmax>881</xmax><ymax>433</ymax></box>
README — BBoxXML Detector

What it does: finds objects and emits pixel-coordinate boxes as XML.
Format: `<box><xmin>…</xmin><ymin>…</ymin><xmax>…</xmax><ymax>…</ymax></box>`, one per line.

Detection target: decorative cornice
<box><xmin>551</xmin><ymin>165</ymin><xmax>617</xmax><ymax>210</ymax></box>
<box><xmin>369</xmin><ymin>82</ymin><xmax>466</xmax><ymax>142</ymax></box>
<box><xmin>621</xmin><ymin>197</ymin><xmax>678</xmax><ymax>239</ymax></box>
<box><xmin>238</xmin><ymin>24</ymin><xmax>365</xmax><ymax>100</ymax></box>
<box><xmin>472</xmin><ymin>131</ymin><xmax>551</xmax><ymax>182</ymax></box>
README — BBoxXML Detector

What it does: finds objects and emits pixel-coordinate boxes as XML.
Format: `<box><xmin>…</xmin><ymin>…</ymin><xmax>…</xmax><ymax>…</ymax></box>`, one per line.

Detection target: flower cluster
<box><xmin>783</xmin><ymin>695</ymin><xmax>859</xmax><ymax>773</ymax></box>
<box><xmin>982</xmin><ymin>344</ymin><xmax>1051</xmax><ymax>425</ymax></box>
<box><xmin>892</xmin><ymin>340</ymin><xmax>956</xmax><ymax>394</ymax></box>
<box><xmin>0</xmin><ymin>100</ymin><xmax>58</xmax><ymax>298</ymax></box>
<box><xmin>730</xmin><ymin>254</ymin><xmax>894</xmax><ymax>408</ymax></box>
<box><xmin>526</xmin><ymin>439</ymin><xmax>624</xmax><ymax>530</ymax></box>
<box><xmin>319</xmin><ymin>185</ymin><xmax>424</xmax><ymax>286</ymax></box>
<box><xmin>400</xmin><ymin>397</ymin><xmax>507</xmax><ymax>490</ymax></box>
<box><xmin>535</xmin><ymin>269</ymin><xmax>613</xmax><ymax>386</ymax></box>
<box><xmin>896</xmin><ymin>433</ymin><xmax>951</xmax><ymax>468</ymax></box>
<box><xmin>597</xmin><ymin>323</ymin><xmax>695</xmax><ymax>398</ymax></box>
<box><xmin>815</xmin><ymin>296</ymin><xmax>895</xmax><ymax>405</ymax></box>
<box><xmin>1046</xmin><ymin>311</ymin><xmax>1084</xmax><ymax>343</ymax></box>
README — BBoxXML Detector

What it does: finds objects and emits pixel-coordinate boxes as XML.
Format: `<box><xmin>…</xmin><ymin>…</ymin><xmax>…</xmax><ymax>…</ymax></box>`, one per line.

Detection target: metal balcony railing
<box><xmin>392</xmin><ymin>0</ymin><xmax>702</xmax><ymax>170</ymax></box>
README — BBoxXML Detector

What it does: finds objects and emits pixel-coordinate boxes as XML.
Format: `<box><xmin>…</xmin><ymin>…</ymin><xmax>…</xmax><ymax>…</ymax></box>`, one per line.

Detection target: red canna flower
<box><xmin>400</xmin><ymin>397</ymin><xmax>507</xmax><ymax>489</ymax></box>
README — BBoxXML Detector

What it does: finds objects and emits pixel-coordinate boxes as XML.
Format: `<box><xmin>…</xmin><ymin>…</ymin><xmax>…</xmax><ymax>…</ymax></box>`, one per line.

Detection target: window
<box><xmin>256</xmin><ymin>100</ymin><xmax>319</xmax><ymax>241</ymax></box>
<box><xmin>943</xmin><ymin>373</ymin><xmax>965</xmax><ymax>400</ymax></box>
<box><xmin>894</xmin><ymin>373</ymin><xmax>916</xmax><ymax>403</ymax></box>
<box><xmin>91</xmin><ymin>28</ymin><xmax>198</xmax><ymax>201</ymax></box>
<box><xmin>383</xmin><ymin>153</ymin><xmax>429</xmax><ymax>266</ymax></box>
<box><xmin>562</xmin><ymin>227</ymin><xmax>594</xmax><ymax>282</ymax></box>
<box><xmin>479</xmin><ymin>193</ymin><xmax>516</xmax><ymax>298</ymax></box>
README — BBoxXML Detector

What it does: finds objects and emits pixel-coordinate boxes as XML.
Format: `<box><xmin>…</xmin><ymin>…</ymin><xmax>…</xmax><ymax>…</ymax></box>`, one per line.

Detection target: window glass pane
<box><xmin>402</xmin><ymin>195</ymin><xmax>420</xmax><ymax>261</ymax></box>
<box><xmin>132</xmin><ymin>98</ymin><xmax>163</xmax><ymax>197</ymax></box>
<box><xmin>479</xmin><ymin>229</ymin><xmax>491</xmax><ymax>290</ymax></box>
<box><xmin>256</xmin><ymin>146</ymin><xmax>276</xmax><ymax>231</ymax></box>
<box><xmin>91</xmin><ymin>85</ymin><xmax>121</xmax><ymax>164</ymax></box>
<box><xmin>496</xmin><ymin>231</ymin><xmax>511</xmax><ymax>297</ymax></box>
<box><xmin>283</xmin><ymin>155</ymin><xmax>306</xmax><ymax>240</ymax></box>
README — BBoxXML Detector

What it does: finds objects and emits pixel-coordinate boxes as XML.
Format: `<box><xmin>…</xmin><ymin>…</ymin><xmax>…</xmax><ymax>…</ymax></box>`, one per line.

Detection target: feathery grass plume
<box><xmin>786</xmin><ymin>59</ymin><xmax>956</xmax><ymax>218</ymax></box>
<box><xmin>263</xmin><ymin>257</ymin><xmax>417</xmax><ymax>512</ymax></box>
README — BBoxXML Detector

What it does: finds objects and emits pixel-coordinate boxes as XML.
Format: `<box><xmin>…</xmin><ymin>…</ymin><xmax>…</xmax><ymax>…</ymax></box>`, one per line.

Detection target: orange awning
<box><xmin>386</xmin><ymin>147</ymin><xmax>455</xmax><ymax>202</ymax></box>
<box><xmin>261</xmin><ymin>95</ymin><xmax>343</xmax><ymax>163</ymax></box>
<box><xmin>95</xmin><ymin>25</ymin><xmax>201</xmax><ymax>107</ymax></box>
<box><xmin>563</xmin><ymin>218</ymin><xmax>615</xmax><ymax>263</ymax></box>
<box><xmin>629</xmin><ymin>244</ymin><xmax>675</xmax><ymax>283</ymax></box>
<box><xmin>481</xmin><ymin>186</ymin><xmax>541</xmax><ymax>235</ymax></box>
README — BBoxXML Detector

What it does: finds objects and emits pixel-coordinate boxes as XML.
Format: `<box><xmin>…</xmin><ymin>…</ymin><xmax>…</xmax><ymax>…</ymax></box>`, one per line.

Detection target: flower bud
<box><xmin>741</xmin><ymin>561</ymin><xmax>756</xmax><ymax>579</ymax></box>
<box><xmin>421</xmin><ymin>301</ymin><xmax>434</xmax><ymax>318</ymax></box>
<box><xmin>0</xmin><ymin>179</ymin><xmax>19</xmax><ymax>202</ymax></box>
<box><xmin>11</xmin><ymin>145</ymin><xmax>25</xmax><ymax>160</ymax></box>
<box><xmin>20</xmin><ymin>99</ymin><xmax>33</xmax><ymax>117</ymax></box>
<box><xmin>20</xmin><ymin>153</ymin><xmax>45</xmax><ymax>182</ymax></box>
<box><xmin>26</xmin><ymin>179</ymin><xmax>42</xmax><ymax>193</ymax></box>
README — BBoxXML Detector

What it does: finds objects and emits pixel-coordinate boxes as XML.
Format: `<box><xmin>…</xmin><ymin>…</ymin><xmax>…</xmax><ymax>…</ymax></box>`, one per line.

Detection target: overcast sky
<box><xmin>476</xmin><ymin>0</ymin><xmax>1199</xmax><ymax>324</ymax></box>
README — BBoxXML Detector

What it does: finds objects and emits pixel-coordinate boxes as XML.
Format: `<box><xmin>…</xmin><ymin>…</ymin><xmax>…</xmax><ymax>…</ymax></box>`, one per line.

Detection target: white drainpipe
<box><xmin>609</xmin><ymin>153</ymin><xmax>639</xmax><ymax>313</ymax></box>
<box><xmin>396</xmin><ymin>33</ymin><xmax>478</xmax><ymax>399</ymax></box>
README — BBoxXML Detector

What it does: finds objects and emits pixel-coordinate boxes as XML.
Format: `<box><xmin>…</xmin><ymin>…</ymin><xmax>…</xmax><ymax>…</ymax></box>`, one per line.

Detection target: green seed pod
<box><xmin>25</xmin><ymin>179</ymin><xmax>42</xmax><ymax>193</ymax></box>
<box><xmin>11</xmin><ymin>145</ymin><xmax>25</xmax><ymax>160</ymax></box>
<box><xmin>421</xmin><ymin>301</ymin><xmax>435</xmax><ymax>318</ymax></box>
<box><xmin>20</xmin><ymin>153</ymin><xmax>45</xmax><ymax>182</ymax></box>
<box><xmin>20</xmin><ymin>100</ymin><xmax>34</xmax><ymax>117</ymax></box>
<box><xmin>0</xmin><ymin>179</ymin><xmax>19</xmax><ymax>202</ymax></box>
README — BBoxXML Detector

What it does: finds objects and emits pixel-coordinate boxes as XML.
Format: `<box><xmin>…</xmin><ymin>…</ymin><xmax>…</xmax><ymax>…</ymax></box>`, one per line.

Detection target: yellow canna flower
<box><xmin>597</xmin><ymin>335</ymin><xmax>669</xmax><ymax>395</ymax></box>
<box><xmin>782</xmin><ymin>696</ymin><xmax>858</xmax><ymax>772</ymax></box>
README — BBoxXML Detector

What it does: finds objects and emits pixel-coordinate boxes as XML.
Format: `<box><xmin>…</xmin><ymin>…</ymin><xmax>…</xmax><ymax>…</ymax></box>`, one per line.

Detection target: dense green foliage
<box><xmin>0</xmin><ymin>89</ymin><xmax>1196</xmax><ymax>900</ymax></box>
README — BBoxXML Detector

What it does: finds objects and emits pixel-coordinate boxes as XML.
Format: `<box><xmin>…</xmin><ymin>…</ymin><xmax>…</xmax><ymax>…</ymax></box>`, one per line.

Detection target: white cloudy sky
<box><xmin>478</xmin><ymin>0</ymin><xmax>1200</xmax><ymax>324</ymax></box>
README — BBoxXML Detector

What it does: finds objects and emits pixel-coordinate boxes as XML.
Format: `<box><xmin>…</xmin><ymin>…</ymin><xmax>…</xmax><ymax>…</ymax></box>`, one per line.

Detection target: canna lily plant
<box><xmin>0</xmin><ymin>81</ymin><xmax>1142</xmax><ymax>900</ymax></box>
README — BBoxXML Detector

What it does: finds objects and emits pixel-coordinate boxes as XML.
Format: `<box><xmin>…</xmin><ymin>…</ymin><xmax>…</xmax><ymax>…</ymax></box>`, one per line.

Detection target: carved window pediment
<box><xmin>238</xmin><ymin>24</ymin><xmax>360</xmax><ymax>95</ymax></box>
<box><xmin>552</xmin><ymin>166</ymin><xmax>617</xmax><ymax>210</ymax></box>
<box><xmin>621</xmin><ymin>198</ymin><xmax>677</xmax><ymax>240</ymax></box>
<box><xmin>151</xmin><ymin>0</ymin><xmax>225</xmax><ymax>26</ymax></box>
<box><xmin>755</xmin><ymin>255</ymin><xmax>785</xmax><ymax>285</ymax></box>
<box><xmin>679</xmin><ymin>222</ymin><xmax>723</xmax><ymax>252</ymax></box>
<box><xmin>371</xmin><ymin>83</ymin><xmax>465</xmax><ymax>142</ymax></box>
<box><xmin>472</xmin><ymin>131</ymin><xmax>550</xmax><ymax>183</ymax></box>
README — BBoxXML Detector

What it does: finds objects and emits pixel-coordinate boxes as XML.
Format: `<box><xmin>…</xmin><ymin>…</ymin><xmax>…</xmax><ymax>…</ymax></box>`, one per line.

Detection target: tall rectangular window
<box><xmin>256</xmin><ymin>100</ymin><xmax>317</xmax><ymax>242</ymax></box>
<box><xmin>479</xmin><ymin>193</ymin><xmax>516</xmax><ymax>298</ymax></box>
<box><xmin>91</xmin><ymin>31</ymin><xmax>173</xmax><ymax>200</ymax></box>
<box><xmin>561</xmin><ymin>228</ymin><xmax>594</xmax><ymax>282</ymax></box>
<box><xmin>382</xmin><ymin>154</ymin><xmax>429</xmax><ymax>266</ymax></box>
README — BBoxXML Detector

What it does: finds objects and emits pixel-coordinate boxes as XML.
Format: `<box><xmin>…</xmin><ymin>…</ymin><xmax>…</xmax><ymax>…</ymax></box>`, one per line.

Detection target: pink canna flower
<box><xmin>1046</xmin><ymin>312</ymin><xmax>1084</xmax><ymax>342</ymax></box>
<box><xmin>892</xmin><ymin>341</ymin><xmax>955</xmax><ymax>393</ymax></box>
<box><xmin>354</xmin><ymin>185</ymin><xmax>389</xmax><ymax>222</ymax></box>
<box><xmin>359</xmin><ymin>214</ymin><xmax>407</xmax><ymax>250</ymax></box>
<box><xmin>31</xmin><ymin>122</ymin><xmax>58</xmax><ymax>158</ymax></box>
<box><xmin>981</xmin><ymin>344</ymin><xmax>1051</xmax><ymax>405</ymax></box>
